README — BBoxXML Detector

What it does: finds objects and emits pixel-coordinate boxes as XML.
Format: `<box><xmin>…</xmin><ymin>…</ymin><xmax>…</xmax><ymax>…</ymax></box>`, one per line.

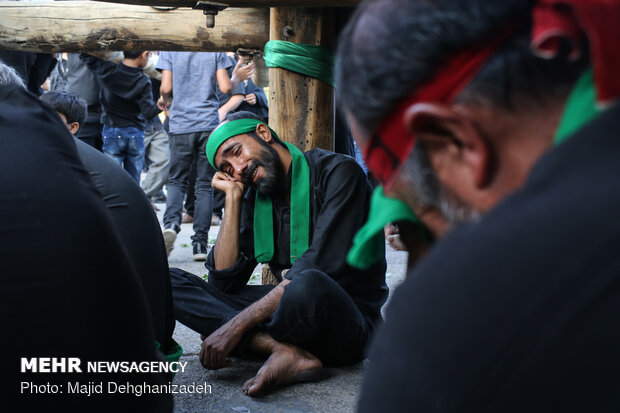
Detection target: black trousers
<box><xmin>170</xmin><ymin>268</ymin><xmax>373</xmax><ymax>366</ymax></box>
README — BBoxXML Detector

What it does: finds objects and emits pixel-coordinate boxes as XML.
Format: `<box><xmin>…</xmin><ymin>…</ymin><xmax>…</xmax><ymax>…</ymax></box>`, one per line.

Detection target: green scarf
<box><xmin>554</xmin><ymin>67</ymin><xmax>600</xmax><ymax>145</ymax></box>
<box><xmin>205</xmin><ymin>118</ymin><xmax>311</xmax><ymax>265</ymax></box>
<box><xmin>254</xmin><ymin>142</ymin><xmax>310</xmax><ymax>264</ymax></box>
<box><xmin>346</xmin><ymin>186</ymin><xmax>424</xmax><ymax>269</ymax></box>
<box><xmin>263</xmin><ymin>40</ymin><xmax>335</xmax><ymax>87</ymax></box>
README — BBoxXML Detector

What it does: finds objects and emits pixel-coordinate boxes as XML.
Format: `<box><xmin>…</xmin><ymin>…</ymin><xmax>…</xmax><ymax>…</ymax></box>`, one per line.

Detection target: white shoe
<box><xmin>163</xmin><ymin>227</ymin><xmax>178</xmax><ymax>256</ymax></box>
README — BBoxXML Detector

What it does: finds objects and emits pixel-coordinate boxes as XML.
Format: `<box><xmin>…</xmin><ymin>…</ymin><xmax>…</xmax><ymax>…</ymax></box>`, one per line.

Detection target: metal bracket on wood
<box><xmin>193</xmin><ymin>1</ymin><xmax>228</xmax><ymax>28</ymax></box>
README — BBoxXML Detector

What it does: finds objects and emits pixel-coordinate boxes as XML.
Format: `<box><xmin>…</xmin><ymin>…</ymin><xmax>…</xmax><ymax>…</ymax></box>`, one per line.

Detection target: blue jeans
<box><xmin>102</xmin><ymin>125</ymin><xmax>146</xmax><ymax>184</ymax></box>
<box><xmin>163</xmin><ymin>130</ymin><xmax>215</xmax><ymax>245</ymax></box>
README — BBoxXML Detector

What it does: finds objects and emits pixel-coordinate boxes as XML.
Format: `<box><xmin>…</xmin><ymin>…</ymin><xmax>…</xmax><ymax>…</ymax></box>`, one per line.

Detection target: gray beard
<box><xmin>439</xmin><ymin>187</ymin><xmax>481</xmax><ymax>226</ymax></box>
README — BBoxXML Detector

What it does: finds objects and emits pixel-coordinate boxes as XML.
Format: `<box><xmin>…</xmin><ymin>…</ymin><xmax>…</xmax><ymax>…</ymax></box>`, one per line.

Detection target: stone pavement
<box><xmin>154</xmin><ymin>202</ymin><xmax>408</xmax><ymax>413</ymax></box>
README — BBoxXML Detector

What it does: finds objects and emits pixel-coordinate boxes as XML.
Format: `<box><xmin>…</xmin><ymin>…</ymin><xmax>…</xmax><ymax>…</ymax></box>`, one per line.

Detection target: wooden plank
<box><xmin>268</xmin><ymin>7</ymin><xmax>335</xmax><ymax>152</ymax></box>
<box><xmin>94</xmin><ymin>0</ymin><xmax>360</xmax><ymax>8</ymax></box>
<box><xmin>0</xmin><ymin>1</ymin><xmax>268</xmax><ymax>53</ymax></box>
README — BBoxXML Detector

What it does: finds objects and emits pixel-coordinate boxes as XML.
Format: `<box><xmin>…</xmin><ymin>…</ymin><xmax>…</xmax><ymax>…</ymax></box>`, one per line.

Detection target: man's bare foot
<box><xmin>242</xmin><ymin>343</ymin><xmax>323</xmax><ymax>397</ymax></box>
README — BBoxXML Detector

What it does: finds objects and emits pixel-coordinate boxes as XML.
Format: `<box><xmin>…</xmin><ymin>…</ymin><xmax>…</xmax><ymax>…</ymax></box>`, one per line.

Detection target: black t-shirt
<box><xmin>358</xmin><ymin>103</ymin><xmax>620</xmax><ymax>412</ymax></box>
<box><xmin>80</xmin><ymin>54</ymin><xmax>159</xmax><ymax>129</ymax></box>
<box><xmin>206</xmin><ymin>149</ymin><xmax>388</xmax><ymax>327</ymax></box>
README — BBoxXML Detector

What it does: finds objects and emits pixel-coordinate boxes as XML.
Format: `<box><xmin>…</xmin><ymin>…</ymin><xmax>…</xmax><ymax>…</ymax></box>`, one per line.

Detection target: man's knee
<box><xmin>283</xmin><ymin>270</ymin><xmax>339</xmax><ymax>309</ymax></box>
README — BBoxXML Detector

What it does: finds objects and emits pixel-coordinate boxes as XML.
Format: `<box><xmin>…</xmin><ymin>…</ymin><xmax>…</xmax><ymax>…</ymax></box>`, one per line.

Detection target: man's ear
<box><xmin>255</xmin><ymin>122</ymin><xmax>273</xmax><ymax>143</ymax></box>
<box><xmin>68</xmin><ymin>122</ymin><xmax>80</xmax><ymax>135</ymax></box>
<box><xmin>403</xmin><ymin>103</ymin><xmax>491</xmax><ymax>189</ymax></box>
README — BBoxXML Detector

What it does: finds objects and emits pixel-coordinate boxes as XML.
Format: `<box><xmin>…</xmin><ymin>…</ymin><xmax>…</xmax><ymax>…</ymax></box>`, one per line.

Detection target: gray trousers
<box><xmin>141</xmin><ymin>127</ymin><xmax>170</xmax><ymax>198</ymax></box>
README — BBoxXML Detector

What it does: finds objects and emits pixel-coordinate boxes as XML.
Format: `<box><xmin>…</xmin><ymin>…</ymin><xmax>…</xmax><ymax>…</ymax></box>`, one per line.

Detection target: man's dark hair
<box><xmin>123</xmin><ymin>51</ymin><xmax>145</xmax><ymax>60</ymax></box>
<box><xmin>336</xmin><ymin>0</ymin><xmax>589</xmax><ymax>133</ymax></box>
<box><xmin>225</xmin><ymin>110</ymin><xmax>283</xmax><ymax>145</ymax></box>
<box><xmin>40</xmin><ymin>91</ymin><xmax>87</xmax><ymax>126</ymax></box>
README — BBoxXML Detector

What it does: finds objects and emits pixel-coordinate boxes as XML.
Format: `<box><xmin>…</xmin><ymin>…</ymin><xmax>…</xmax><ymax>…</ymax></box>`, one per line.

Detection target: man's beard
<box><xmin>241</xmin><ymin>141</ymin><xmax>286</xmax><ymax>197</ymax></box>
<box><xmin>438</xmin><ymin>188</ymin><xmax>481</xmax><ymax>226</ymax></box>
<box><xmin>407</xmin><ymin>144</ymin><xmax>481</xmax><ymax>226</ymax></box>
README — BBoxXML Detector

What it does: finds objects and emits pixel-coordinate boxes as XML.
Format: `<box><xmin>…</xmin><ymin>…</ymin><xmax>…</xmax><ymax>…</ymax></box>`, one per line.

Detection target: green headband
<box><xmin>206</xmin><ymin>118</ymin><xmax>279</xmax><ymax>169</ymax></box>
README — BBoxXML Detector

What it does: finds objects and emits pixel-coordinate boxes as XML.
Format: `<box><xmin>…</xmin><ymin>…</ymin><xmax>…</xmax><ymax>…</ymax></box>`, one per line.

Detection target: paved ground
<box><xmin>153</xmin><ymin>202</ymin><xmax>408</xmax><ymax>413</ymax></box>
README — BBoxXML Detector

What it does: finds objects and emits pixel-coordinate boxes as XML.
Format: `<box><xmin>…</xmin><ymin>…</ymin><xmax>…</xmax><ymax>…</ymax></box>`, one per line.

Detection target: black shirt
<box><xmin>359</xmin><ymin>103</ymin><xmax>620</xmax><ymax>412</ymax></box>
<box><xmin>80</xmin><ymin>54</ymin><xmax>159</xmax><ymax>129</ymax></box>
<box><xmin>206</xmin><ymin>149</ymin><xmax>388</xmax><ymax>327</ymax></box>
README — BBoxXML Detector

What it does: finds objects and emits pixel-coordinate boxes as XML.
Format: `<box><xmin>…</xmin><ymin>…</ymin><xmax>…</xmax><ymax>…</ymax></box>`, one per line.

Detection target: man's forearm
<box><xmin>218</xmin><ymin>94</ymin><xmax>244</xmax><ymax>121</ymax></box>
<box><xmin>213</xmin><ymin>190</ymin><xmax>243</xmax><ymax>269</ymax></box>
<box><xmin>229</xmin><ymin>279</ymin><xmax>290</xmax><ymax>332</ymax></box>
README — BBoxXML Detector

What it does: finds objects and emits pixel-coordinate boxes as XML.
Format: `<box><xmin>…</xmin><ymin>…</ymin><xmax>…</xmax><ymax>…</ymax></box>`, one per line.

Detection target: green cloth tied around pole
<box><xmin>554</xmin><ymin>67</ymin><xmax>601</xmax><ymax>145</ymax></box>
<box><xmin>254</xmin><ymin>141</ymin><xmax>310</xmax><ymax>264</ymax></box>
<box><xmin>263</xmin><ymin>40</ymin><xmax>335</xmax><ymax>87</ymax></box>
<box><xmin>204</xmin><ymin>118</ymin><xmax>311</xmax><ymax>265</ymax></box>
<box><xmin>347</xmin><ymin>186</ymin><xmax>422</xmax><ymax>269</ymax></box>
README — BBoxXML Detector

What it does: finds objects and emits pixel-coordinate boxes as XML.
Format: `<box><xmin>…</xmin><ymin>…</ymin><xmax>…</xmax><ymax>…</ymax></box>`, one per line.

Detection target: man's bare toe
<box><xmin>242</xmin><ymin>344</ymin><xmax>323</xmax><ymax>397</ymax></box>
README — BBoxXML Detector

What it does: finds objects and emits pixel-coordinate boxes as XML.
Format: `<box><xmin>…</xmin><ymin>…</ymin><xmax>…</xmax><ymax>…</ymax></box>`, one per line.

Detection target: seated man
<box><xmin>1</xmin><ymin>68</ymin><xmax>172</xmax><ymax>410</ymax></box>
<box><xmin>40</xmin><ymin>89</ymin><xmax>177</xmax><ymax>356</ymax></box>
<box><xmin>337</xmin><ymin>0</ymin><xmax>620</xmax><ymax>411</ymax></box>
<box><xmin>170</xmin><ymin>111</ymin><xmax>387</xmax><ymax>396</ymax></box>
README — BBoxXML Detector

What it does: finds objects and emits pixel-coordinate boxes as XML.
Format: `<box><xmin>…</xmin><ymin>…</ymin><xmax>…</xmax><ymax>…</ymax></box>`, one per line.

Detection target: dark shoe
<box><xmin>192</xmin><ymin>242</ymin><xmax>209</xmax><ymax>261</ymax></box>
<box><xmin>182</xmin><ymin>213</ymin><xmax>193</xmax><ymax>223</ymax></box>
<box><xmin>163</xmin><ymin>224</ymin><xmax>180</xmax><ymax>256</ymax></box>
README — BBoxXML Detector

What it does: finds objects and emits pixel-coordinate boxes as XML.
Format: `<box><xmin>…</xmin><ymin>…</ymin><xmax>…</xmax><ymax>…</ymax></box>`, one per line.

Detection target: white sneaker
<box><xmin>163</xmin><ymin>226</ymin><xmax>179</xmax><ymax>256</ymax></box>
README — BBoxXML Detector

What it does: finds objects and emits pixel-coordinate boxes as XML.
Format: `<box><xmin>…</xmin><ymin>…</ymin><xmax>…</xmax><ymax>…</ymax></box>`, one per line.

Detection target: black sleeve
<box><xmin>285</xmin><ymin>157</ymin><xmax>372</xmax><ymax>280</ymax></box>
<box><xmin>204</xmin><ymin>189</ymin><xmax>258</xmax><ymax>293</ymax></box>
<box><xmin>79</xmin><ymin>53</ymin><xmax>117</xmax><ymax>80</ymax></box>
<box><xmin>29</xmin><ymin>53</ymin><xmax>57</xmax><ymax>94</ymax></box>
<box><xmin>137</xmin><ymin>75</ymin><xmax>160</xmax><ymax>120</ymax></box>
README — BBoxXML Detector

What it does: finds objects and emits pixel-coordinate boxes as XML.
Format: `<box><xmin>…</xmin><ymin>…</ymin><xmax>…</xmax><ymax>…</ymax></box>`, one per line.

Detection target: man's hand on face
<box><xmin>199</xmin><ymin>322</ymin><xmax>243</xmax><ymax>370</ymax></box>
<box><xmin>212</xmin><ymin>171</ymin><xmax>245</xmax><ymax>198</ymax></box>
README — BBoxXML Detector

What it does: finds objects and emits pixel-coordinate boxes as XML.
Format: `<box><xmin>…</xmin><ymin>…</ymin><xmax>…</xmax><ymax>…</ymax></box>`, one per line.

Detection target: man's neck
<box><xmin>122</xmin><ymin>59</ymin><xmax>141</xmax><ymax>68</ymax></box>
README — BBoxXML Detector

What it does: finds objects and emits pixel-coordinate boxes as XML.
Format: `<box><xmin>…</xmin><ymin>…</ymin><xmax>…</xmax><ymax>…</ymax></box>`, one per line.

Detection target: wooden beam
<box><xmin>94</xmin><ymin>0</ymin><xmax>360</xmax><ymax>7</ymax></box>
<box><xmin>0</xmin><ymin>1</ymin><xmax>268</xmax><ymax>53</ymax></box>
<box><xmin>268</xmin><ymin>7</ymin><xmax>335</xmax><ymax>152</ymax></box>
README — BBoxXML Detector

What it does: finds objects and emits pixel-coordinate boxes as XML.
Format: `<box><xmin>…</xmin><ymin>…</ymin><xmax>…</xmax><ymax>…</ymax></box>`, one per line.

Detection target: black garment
<box><xmin>66</xmin><ymin>53</ymin><xmax>103</xmax><ymax>150</ymax></box>
<box><xmin>335</xmin><ymin>107</ymin><xmax>356</xmax><ymax>157</ymax></box>
<box><xmin>172</xmin><ymin>267</ymin><xmax>375</xmax><ymax>366</ymax></box>
<box><xmin>171</xmin><ymin>150</ymin><xmax>388</xmax><ymax>365</ymax></box>
<box><xmin>74</xmin><ymin>137</ymin><xmax>175</xmax><ymax>353</ymax></box>
<box><xmin>0</xmin><ymin>84</ymin><xmax>172</xmax><ymax>411</ymax></box>
<box><xmin>80</xmin><ymin>54</ymin><xmax>159</xmax><ymax>129</ymax></box>
<box><xmin>0</xmin><ymin>50</ymin><xmax>56</xmax><ymax>95</ymax></box>
<box><xmin>359</xmin><ymin>103</ymin><xmax>620</xmax><ymax>412</ymax></box>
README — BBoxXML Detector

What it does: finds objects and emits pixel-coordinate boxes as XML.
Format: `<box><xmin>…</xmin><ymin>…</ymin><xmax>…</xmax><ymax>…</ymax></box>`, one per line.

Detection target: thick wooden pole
<box><xmin>261</xmin><ymin>7</ymin><xmax>336</xmax><ymax>285</ymax></box>
<box><xmin>268</xmin><ymin>7</ymin><xmax>335</xmax><ymax>152</ymax></box>
<box><xmin>0</xmin><ymin>2</ymin><xmax>268</xmax><ymax>53</ymax></box>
